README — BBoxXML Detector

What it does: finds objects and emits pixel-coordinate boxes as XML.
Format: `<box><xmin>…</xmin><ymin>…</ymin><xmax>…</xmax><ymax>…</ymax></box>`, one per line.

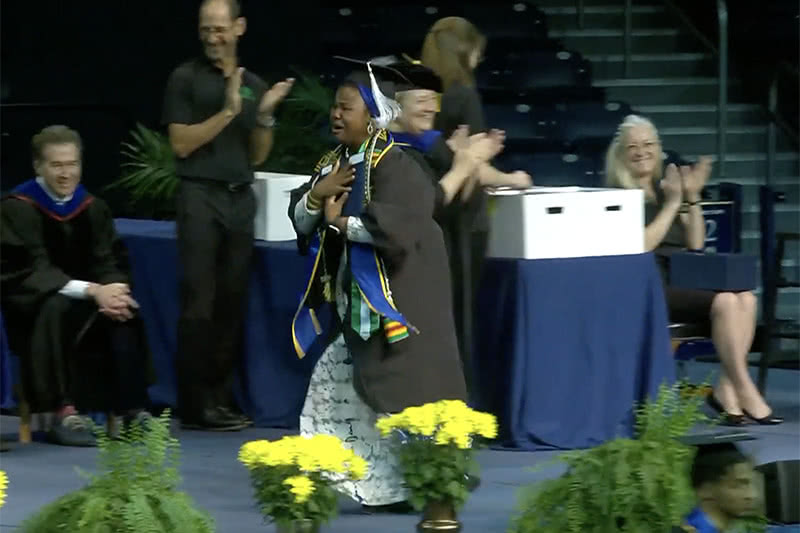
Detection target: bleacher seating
<box><xmin>495</xmin><ymin>151</ymin><xmax>602</xmax><ymax>188</ymax></box>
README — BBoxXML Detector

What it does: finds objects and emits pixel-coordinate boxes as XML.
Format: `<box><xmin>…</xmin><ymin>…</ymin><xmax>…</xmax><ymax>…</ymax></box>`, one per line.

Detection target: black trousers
<box><xmin>8</xmin><ymin>295</ymin><xmax>149</xmax><ymax>414</ymax></box>
<box><xmin>444</xmin><ymin>223</ymin><xmax>489</xmax><ymax>397</ymax></box>
<box><xmin>175</xmin><ymin>179</ymin><xmax>256</xmax><ymax>418</ymax></box>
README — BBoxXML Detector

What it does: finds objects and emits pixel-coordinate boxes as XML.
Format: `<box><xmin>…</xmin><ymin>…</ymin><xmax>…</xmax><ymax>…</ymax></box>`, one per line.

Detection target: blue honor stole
<box><xmin>391</xmin><ymin>130</ymin><xmax>443</xmax><ymax>154</ymax></box>
<box><xmin>9</xmin><ymin>179</ymin><xmax>92</xmax><ymax>220</ymax></box>
<box><xmin>681</xmin><ymin>507</ymin><xmax>720</xmax><ymax>533</ymax></box>
<box><xmin>291</xmin><ymin>130</ymin><xmax>416</xmax><ymax>359</ymax></box>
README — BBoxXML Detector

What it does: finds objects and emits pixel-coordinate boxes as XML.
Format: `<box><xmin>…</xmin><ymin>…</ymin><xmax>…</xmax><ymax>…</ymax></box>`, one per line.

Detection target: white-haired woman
<box><xmin>606</xmin><ymin>114</ymin><xmax>782</xmax><ymax>427</ymax></box>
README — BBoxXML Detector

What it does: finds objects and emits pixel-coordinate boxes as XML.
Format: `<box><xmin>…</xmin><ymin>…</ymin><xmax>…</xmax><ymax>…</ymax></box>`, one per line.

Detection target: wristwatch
<box><xmin>256</xmin><ymin>114</ymin><xmax>276</xmax><ymax>129</ymax></box>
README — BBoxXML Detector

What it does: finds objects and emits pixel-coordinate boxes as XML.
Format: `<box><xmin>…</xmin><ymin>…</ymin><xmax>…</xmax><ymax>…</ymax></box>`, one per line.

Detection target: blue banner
<box><xmin>701</xmin><ymin>201</ymin><xmax>735</xmax><ymax>254</ymax></box>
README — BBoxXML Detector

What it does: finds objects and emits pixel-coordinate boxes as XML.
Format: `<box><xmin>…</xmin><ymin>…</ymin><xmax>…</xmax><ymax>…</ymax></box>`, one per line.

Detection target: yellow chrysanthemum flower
<box><xmin>283</xmin><ymin>475</ymin><xmax>315</xmax><ymax>504</ymax></box>
<box><xmin>348</xmin><ymin>455</ymin><xmax>368</xmax><ymax>480</ymax></box>
<box><xmin>375</xmin><ymin>400</ymin><xmax>498</xmax><ymax>447</ymax></box>
<box><xmin>0</xmin><ymin>470</ymin><xmax>7</xmax><ymax>509</ymax></box>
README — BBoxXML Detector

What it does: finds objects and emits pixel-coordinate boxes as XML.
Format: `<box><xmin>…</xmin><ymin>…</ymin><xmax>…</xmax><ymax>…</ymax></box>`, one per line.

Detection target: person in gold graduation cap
<box><xmin>287</xmin><ymin>58</ymin><xmax>502</xmax><ymax>512</ymax></box>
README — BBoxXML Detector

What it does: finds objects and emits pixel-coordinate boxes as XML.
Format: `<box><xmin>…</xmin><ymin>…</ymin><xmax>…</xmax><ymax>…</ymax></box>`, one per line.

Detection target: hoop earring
<box><xmin>366</xmin><ymin>122</ymin><xmax>374</xmax><ymax>136</ymax></box>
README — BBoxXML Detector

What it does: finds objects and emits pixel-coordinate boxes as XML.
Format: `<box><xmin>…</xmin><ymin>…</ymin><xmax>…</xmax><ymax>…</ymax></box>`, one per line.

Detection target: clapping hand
<box><xmin>259</xmin><ymin>78</ymin><xmax>295</xmax><ymax>115</ymax></box>
<box><xmin>680</xmin><ymin>156</ymin><xmax>712</xmax><ymax>202</ymax></box>
<box><xmin>661</xmin><ymin>163</ymin><xmax>684</xmax><ymax>206</ymax></box>
<box><xmin>224</xmin><ymin>67</ymin><xmax>244</xmax><ymax>115</ymax></box>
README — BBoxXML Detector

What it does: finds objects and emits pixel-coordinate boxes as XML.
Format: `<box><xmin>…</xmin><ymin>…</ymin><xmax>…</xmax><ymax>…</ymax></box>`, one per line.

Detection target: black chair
<box><xmin>757</xmin><ymin>185</ymin><xmax>800</xmax><ymax>391</ymax></box>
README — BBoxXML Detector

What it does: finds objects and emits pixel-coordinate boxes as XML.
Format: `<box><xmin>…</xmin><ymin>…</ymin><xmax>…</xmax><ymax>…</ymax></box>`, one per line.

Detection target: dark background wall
<box><xmin>1</xmin><ymin>0</ymin><xmax>797</xmax><ymax>210</ymax></box>
<box><xmin>0</xmin><ymin>0</ymin><xmax>323</xmax><ymax>204</ymax></box>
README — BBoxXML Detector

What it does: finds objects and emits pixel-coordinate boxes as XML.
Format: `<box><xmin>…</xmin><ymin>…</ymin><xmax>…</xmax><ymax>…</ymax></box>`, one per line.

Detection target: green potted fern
<box><xmin>508</xmin><ymin>383</ymin><xmax>767</xmax><ymax>533</ymax></box>
<box><xmin>20</xmin><ymin>411</ymin><xmax>215</xmax><ymax>533</ymax></box>
<box><xmin>105</xmin><ymin>71</ymin><xmax>333</xmax><ymax>219</ymax></box>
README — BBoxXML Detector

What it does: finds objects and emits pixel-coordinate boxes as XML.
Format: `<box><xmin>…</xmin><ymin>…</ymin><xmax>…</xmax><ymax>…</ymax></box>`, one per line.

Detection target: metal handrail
<box><xmin>766</xmin><ymin>62</ymin><xmax>800</xmax><ymax>185</ymax></box>
<box><xmin>624</xmin><ymin>0</ymin><xmax>633</xmax><ymax>78</ymax></box>
<box><xmin>717</xmin><ymin>0</ymin><xmax>728</xmax><ymax>180</ymax></box>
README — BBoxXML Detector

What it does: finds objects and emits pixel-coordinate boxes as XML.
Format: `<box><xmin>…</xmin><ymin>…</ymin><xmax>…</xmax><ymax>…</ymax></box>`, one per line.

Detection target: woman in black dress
<box><xmin>420</xmin><ymin>17</ymin><xmax>531</xmax><ymax>392</ymax></box>
<box><xmin>606</xmin><ymin>114</ymin><xmax>782</xmax><ymax>426</ymax></box>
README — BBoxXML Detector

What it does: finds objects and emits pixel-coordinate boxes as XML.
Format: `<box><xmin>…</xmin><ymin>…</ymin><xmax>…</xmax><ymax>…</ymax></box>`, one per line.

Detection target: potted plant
<box><xmin>508</xmin><ymin>383</ymin><xmax>767</xmax><ymax>533</ymax></box>
<box><xmin>238</xmin><ymin>434</ymin><xmax>368</xmax><ymax>532</ymax></box>
<box><xmin>375</xmin><ymin>400</ymin><xmax>498</xmax><ymax>532</ymax></box>
<box><xmin>20</xmin><ymin>410</ymin><xmax>215</xmax><ymax>532</ymax></box>
<box><xmin>105</xmin><ymin>71</ymin><xmax>333</xmax><ymax>220</ymax></box>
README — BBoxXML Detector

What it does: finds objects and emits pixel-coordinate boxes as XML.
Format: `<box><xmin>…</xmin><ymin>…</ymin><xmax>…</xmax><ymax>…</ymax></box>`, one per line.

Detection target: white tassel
<box><xmin>366</xmin><ymin>61</ymin><xmax>402</xmax><ymax>130</ymax></box>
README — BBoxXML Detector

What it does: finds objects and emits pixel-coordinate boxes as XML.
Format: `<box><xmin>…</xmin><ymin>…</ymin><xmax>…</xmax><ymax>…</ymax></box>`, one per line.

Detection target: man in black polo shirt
<box><xmin>162</xmin><ymin>0</ymin><xmax>293</xmax><ymax>431</ymax></box>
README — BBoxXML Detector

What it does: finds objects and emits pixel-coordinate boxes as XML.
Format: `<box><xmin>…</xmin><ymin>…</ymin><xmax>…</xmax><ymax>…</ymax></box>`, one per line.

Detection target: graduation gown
<box><xmin>288</xmin><ymin>133</ymin><xmax>467</xmax><ymax>414</ymax></box>
<box><xmin>391</xmin><ymin>130</ymin><xmax>482</xmax><ymax>393</ymax></box>
<box><xmin>0</xmin><ymin>179</ymin><xmax>148</xmax><ymax>412</ymax></box>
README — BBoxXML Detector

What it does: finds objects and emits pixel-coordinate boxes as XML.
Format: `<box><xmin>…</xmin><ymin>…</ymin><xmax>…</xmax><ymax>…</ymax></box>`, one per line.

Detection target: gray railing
<box><xmin>766</xmin><ymin>62</ymin><xmax>800</xmax><ymax>185</ymax></box>
<box><xmin>575</xmin><ymin>0</ymin><xmax>731</xmax><ymax>174</ymax></box>
<box><xmin>717</xmin><ymin>0</ymin><xmax>728</xmax><ymax>180</ymax></box>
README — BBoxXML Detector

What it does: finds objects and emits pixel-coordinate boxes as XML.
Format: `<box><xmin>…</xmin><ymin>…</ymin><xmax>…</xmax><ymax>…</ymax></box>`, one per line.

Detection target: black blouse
<box><xmin>434</xmin><ymin>82</ymin><xmax>490</xmax><ymax>232</ymax></box>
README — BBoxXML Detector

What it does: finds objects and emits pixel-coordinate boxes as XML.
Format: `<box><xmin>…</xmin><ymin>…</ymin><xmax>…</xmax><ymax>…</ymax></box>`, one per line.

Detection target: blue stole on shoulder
<box><xmin>291</xmin><ymin>130</ymin><xmax>416</xmax><ymax>359</ymax></box>
<box><xmin>683</xmin><ymin>507</ymin><xmax>720</xmax><ymax>533</ymax></box>
<box><xmin>9</xmin><ymin>179</ymin><xmax>92</xmax><ymax>221</ymax></box>
<box><xmin>391</xmin><ymin>130</ymin><xmax>442</xmax><ymax>154</ymax></box>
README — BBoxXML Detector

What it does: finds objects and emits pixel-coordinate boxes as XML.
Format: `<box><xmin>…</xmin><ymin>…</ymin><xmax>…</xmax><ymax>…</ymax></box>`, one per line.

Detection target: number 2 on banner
<box><xmin>704</xmin><ymin>219</ymin><xmax>718</xmax><ymax>252</ymax></box>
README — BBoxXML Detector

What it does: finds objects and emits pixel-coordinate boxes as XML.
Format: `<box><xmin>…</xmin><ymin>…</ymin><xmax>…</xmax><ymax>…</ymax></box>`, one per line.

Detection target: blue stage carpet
<box><xmin>1</xmin><ymin>365</ymin><xmax>797</xmax><ymax>532</ymax></box>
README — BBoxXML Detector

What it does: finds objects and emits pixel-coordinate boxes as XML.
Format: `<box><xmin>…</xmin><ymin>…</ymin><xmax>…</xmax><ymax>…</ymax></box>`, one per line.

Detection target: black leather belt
<box><xmin>183</xmin><ymin>177</ymin><xmax>250</xmax><ymax>192</ymax></box>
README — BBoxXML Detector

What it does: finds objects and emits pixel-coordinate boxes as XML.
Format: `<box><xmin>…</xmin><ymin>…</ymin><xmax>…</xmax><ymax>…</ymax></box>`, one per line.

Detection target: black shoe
<box><xmin>706</xmin><ymin>394</ymin><xmax>747</xmax><ymax>426</ymax></box>
<box><xmin>360</xmin><ymin>501</ymin><xmax>415</xmax><ymax>514</ymax></box>
<box><xmin>742</xmin><ymin>408</ymin><xmax>783</xmax><ymax>425</ymax></box>
<box><xmin>181</xmin><ymin>406</ymin><xmax>247</xmax><ymax>431</ymax></box>
<box><xmin>47</xmin><ymin>414</ymin><xmax>97</xmax><ymax>447</ymax></box>
<box><xmin>218</xmin><ymin>406</ymin><xmax>253</xmax><ymax>427</ymax></box>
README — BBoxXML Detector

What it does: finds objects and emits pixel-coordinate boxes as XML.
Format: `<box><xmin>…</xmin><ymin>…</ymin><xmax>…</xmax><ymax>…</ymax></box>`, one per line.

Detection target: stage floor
<box><xmin>1</xmin><ymin>364</ymin><xmax>798</xmax><ymax>533</ymax></box>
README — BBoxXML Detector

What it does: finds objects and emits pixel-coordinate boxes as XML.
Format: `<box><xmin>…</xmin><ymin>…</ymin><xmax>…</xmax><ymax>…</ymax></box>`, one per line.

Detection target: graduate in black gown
<box><xmin>286</xmin><ymin>60</ymin><xmax>498</xmax><ymax>510</ymax></box>
<box><xmin>371</xmin><ymin>54</ymin><xmax>522</xmax><ymax>396</ymax></box>
<box><xmin>1</xmin><ymin>125</ymin><xmax>151</xmax><ymax>447</ymax></box>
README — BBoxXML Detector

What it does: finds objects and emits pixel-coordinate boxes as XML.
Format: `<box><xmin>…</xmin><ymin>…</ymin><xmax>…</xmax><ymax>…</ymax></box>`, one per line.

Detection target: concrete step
<box><xmin>709</xmin><ymin>176</ymin><xmax>800</xmax><ymax>205</ymax></box>
<box><xmin>534</xmin><ymin>0</ymin><xmax>662</xmax><ymax>7</ymax></box>
<box><xmin>741</xmin><ymin>235</ymin><xmax>799</xmax><ymax>264</ymax></box>
<box><xmin>683</xmin><ymin>152</ymin><xmax>799</xmax><ymax>179</ymax></box>
<box><xmin>743</xmin><ymin>203</ymin><xmax>800</xmax><ymax>234</ymax></box>
<box><xmin>636</xmin><ymin>104</ymin><xmax>766</xmax><ymax>128</ymax></box>
<box><xmin>588</xmin><ymin>52</ymin><xmax>715</xmax><ymax>79</ymax></box>
<box><xmin>595</xmin><ymin>77</ymin><xmax>747</xmax><ymax>105</ymax></box>
<box><xmin>540</xmin><ymin>4</ymin><xmax>674</xmax><ymax>29</ymax></box>
<box><xmin>549</xmin><ymin>28</ymin><xmax>702</xmax><ymax>55</ymax></box>
<box><xmin>659</xmin><ymin>126</ymin><xmax>795</xmax><ymax>154</ymax></box>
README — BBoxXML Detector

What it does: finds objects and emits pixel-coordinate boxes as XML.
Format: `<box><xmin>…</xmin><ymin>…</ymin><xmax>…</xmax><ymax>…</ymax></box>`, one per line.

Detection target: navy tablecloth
<box><xmin>1</xmin><ymin>218</ymin><xmax>676</xmax><ymax>449</ymax></box>
<box><xmin>116</xmin><ymin>218</ymin><xmax>319</xmax><ymax>428</ymax></box>
<box><xmin>474</xmin><ymin>254</ymin><xmax>675</xmax><ymax>450</ymax></box>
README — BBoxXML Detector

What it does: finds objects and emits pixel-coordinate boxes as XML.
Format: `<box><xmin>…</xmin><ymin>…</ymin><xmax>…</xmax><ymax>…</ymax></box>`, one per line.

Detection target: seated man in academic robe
<box><xmin>0</xmin><ymin>125</ymin><xmax>151</xmax><ymax>447</ymax></box>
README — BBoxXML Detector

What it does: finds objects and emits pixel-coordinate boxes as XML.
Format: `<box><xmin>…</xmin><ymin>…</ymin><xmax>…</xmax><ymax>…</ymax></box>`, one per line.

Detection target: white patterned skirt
<box><xmin>299</xmin><ymin>333</ymin><xmax>407</xmax><ymax>506</ymax></box>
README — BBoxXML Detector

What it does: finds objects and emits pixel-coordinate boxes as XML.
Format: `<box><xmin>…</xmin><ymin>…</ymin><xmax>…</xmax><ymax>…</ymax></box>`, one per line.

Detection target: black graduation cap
<box><xmin>334</xmin><ymin>55</ymin><xmax>406</xmax><ymax>100</ymax></box>
<box><xmin>334</xmin><ymin>55</ymin><xmax>443</xmax><ymax>96</ymax></box>
<box><xmin>369</xmin><ymin>55</ymin><xmax>443</xmax><ymax>93</ymax></box>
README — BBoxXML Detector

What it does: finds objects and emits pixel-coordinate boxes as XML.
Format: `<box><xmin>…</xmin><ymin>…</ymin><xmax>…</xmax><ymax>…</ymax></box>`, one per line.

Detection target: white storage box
<box><xmin>487</xmin><ymin>186</ymin><xmax>644</xmax><ymax>259</ymax></box>
<box><xmin>252</xmin><ymin>172</ymin><xmax>309</xmax><ymax>241</ymax></box>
